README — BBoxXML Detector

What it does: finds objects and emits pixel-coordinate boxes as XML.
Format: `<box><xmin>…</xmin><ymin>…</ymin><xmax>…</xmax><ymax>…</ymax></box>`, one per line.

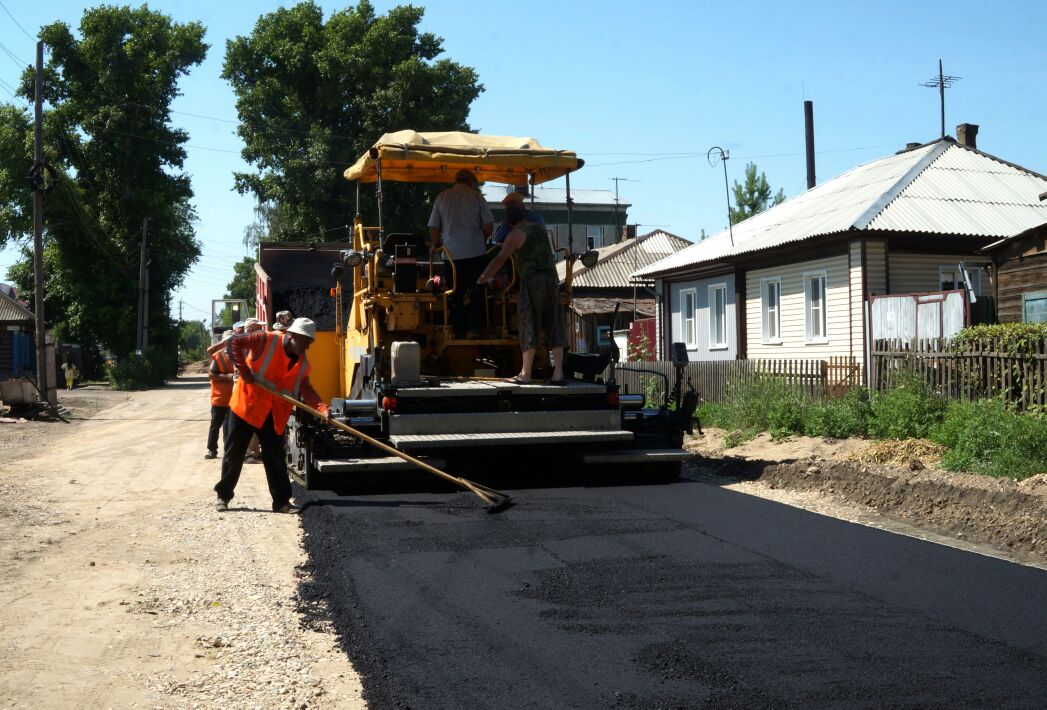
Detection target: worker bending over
<box><xmin>214</xmin><ymin>317</ymin><xmax>329</xmax><ymax>514</ymax></box>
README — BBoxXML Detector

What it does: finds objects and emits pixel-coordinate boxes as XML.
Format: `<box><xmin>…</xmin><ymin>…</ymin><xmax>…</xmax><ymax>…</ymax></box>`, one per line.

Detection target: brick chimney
<box><xmin>956</xmin><ymin>123</ymin><xmax>979</xmax><ymax>149</ymax></box>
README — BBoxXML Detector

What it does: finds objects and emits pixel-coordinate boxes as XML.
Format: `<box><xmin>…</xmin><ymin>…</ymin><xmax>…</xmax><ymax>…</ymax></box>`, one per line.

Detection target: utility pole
<box><xmin>136</xmin><ymin>217</ymin><xmax>148</xmax><ymax>354</ymax></box>
<box><xmin>179</xmin><ymin>298</ymin><xmax>183</xmax><ymax>323</ymax></box>
<box><xmin>31</xmin><ymin>41</ymin><xmax>48</xmax><ymax>400</ymax></box>
<box><xmin>610</xmin><ymin>177</ymin><xmax>638</xmax><ymax>243</ymax></box>
<box><xmin>707</xmin><ymin>147</ymin><xmax>734</xmax><ymax>247</ymax></box>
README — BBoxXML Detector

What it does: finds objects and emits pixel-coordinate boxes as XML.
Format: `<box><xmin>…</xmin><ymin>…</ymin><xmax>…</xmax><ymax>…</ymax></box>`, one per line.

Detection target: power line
<box><xmin>0</xmin><ymin>39</ymin><xmax>28</xmax><ymax>70</ymax></box>
<box><xmin>0</xmin><ymin>1</ymin><xmax>36</xmax><ymax>42</ymax></box>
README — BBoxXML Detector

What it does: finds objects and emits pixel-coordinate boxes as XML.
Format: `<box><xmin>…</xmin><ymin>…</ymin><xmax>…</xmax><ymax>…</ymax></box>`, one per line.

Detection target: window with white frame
<box><xmin>586</xmin><ymin>225</ymin><xmax>603</xmax><ymax>250</ymax></box>
<box><xmin>805</xmin><ymin>271</ymin><xmax>828</xmax><ymax>343</ymax></box>
<box><xmin>939</xmin><ymin>265</ymin><xmax>981</xmax><ymax>296</ymax></box>
<box><xmin>545</xmin><ymin>224</ymin><xmax>557</xmax><ymax>248</ymax></box>
<box><xmin>709</xmin><ymin>284</ymin><xmax>727</xmax><ymax>349</ymax></box>
<box><xmin>761</xmin><ymin>278</ymin><xmax>781</xmax><ymax>343</ymax></box>
<box><xmin>681</xmin><ymin>288</ymin><xmax>697</xmax><ymax>348</ymax></box>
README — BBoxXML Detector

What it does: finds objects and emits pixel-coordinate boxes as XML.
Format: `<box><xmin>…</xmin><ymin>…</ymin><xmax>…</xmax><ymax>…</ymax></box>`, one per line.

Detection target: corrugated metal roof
<box><xmin>0</xmin><ymin>291</ymin><xmax>34</xmax><ymax>324</ymax></box>
<box><xmin>635</xmin><ymin>140</ymin><xmax>1047</xmax><ymax>279</ymax></box>
<box><xmin>557</xmin><ymin>230</ymin><xmax>691</xmax><ymax>288</ymax></box>
<box><xmin>571</xmin><ymin>297</ymin><xmax>655</xmax><ymax>316</ymax></box>
<box><xmin>482</xmin><ymin>184</ymin><xmax>630</xmax><ymax>207</ymax></box>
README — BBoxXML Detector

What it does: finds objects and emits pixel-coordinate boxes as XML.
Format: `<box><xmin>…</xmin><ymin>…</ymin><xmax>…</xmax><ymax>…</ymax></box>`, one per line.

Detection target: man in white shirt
<box><xmin>428</xmin><ymin>169</ymin><xmax>494</xmax><ymax>338</ymax></box>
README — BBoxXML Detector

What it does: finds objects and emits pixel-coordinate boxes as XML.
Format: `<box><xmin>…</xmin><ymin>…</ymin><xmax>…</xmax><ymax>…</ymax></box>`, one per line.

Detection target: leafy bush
<box><xmin>805</xmin><ymin>387</ymin><xmax>871</xmax><ymax>439</ymax></box>
<box><xmin>934</xmin><ymin>399</ymin><xmax>1047</xmax><ymax>480</ymax></box>
<box><xmin>868</xmin><ymin>371</ymin><xmax>944</xmax><ymax>439</ymax></box>
<box><xmin>105</xmin><ymin>346</ymin><xmax>179</xmax><ymax>390</ymax></box>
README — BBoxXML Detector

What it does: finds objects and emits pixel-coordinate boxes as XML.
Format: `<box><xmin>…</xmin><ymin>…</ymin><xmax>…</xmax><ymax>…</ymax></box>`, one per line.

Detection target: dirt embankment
<box><xmin>687</xmin><ymin>430</ymin><xmax>1047</xmax><ymax>567</ymax></box>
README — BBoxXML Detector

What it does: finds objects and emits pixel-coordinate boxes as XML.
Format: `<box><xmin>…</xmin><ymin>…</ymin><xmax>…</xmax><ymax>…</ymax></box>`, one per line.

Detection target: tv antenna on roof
<box><xmin>920</xmin><ymin>59</ymin><xmax>961</xmax><ymax>140</ymax></box>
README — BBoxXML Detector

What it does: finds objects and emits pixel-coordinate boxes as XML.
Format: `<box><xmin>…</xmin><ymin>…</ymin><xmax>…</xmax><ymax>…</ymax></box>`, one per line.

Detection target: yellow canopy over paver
<box><xmin>343</xmin><ymin>130</ymin><xmax>582</xmax><ymax>186</ymax></box>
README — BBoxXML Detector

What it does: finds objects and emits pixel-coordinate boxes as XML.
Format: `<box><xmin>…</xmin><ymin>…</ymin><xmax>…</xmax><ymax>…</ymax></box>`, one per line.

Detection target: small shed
<box><xmin>983</xmin><ymin>221</ymin><xmax>1047</xmax><ymax>323</ymax></box>
<box><xmin>0</xmin><ymin>287</ymin><xmax>35</xmax><ymax>378</ymax></box>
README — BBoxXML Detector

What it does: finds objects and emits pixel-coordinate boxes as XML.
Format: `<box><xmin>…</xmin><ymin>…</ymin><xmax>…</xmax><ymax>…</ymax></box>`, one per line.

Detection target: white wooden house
<box><xmin>634</xmin><ymin>128</ymin><xmax>1047</xmax><ymax>372</ymax></box>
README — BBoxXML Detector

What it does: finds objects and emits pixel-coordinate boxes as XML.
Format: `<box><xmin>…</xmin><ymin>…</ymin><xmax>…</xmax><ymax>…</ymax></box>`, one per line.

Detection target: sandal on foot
<box><xmin>505</xmin><ymin>375</ymin><xmax>532</xmax><ymax>385</ymax></box>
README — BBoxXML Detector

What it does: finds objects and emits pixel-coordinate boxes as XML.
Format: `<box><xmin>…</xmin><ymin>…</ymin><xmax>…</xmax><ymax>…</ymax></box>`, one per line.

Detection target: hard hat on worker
<box><xmin>221</xmin><ymin>330</ymin><xmax>233</xmax><ymax>341</ymax></box>
<box><xmin>286</xmin><ymin>317</ymin><xmax>317</xmax><ymax>340</ymax></box>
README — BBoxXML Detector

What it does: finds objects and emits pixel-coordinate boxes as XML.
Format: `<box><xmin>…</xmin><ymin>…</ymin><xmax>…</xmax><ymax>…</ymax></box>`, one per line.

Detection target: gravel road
<box><xmin>0</xmin><ymin>378</ymin><xmax>364</xmax><ymax>709</ymax></box>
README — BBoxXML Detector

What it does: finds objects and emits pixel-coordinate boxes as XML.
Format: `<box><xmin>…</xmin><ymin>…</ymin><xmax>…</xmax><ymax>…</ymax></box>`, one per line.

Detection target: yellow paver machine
<box><xmin>254</xmin><ymin>131</ymin><xmax>696</xmax><ymax>489</ymax></box>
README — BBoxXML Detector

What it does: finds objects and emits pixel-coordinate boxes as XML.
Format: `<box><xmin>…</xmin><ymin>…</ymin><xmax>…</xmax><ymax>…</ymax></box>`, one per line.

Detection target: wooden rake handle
<box><xmin>258</xmin><ymin>383</ymin><xmax>510</xmax><ymax>508</ymax></box>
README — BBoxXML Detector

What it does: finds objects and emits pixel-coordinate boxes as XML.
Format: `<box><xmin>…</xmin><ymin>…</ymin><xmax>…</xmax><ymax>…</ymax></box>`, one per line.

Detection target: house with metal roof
<box><xmin>554</xmin><ymin>229</ymin><xmax>691</xmax><ymax>353</ymax></box>
<box><xmin>0</xmin><ymin>285</ymin><xmax>36</xmax><ymax>379</ymax></box>
<box><xmin>633</xmin><ymin>126</ymin><xmax>1047</xmax><ymax>370</ymax></box>
<box><xmin>483</xmin><ymin>184</ymin><xmax>631</xmax><ymax>254</ymax></box>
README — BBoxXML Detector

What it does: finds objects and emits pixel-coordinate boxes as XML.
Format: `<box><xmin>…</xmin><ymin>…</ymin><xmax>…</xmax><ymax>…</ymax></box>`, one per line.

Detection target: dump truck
<box><xmin>254</xmin><ymin>131</ymin><xmax>696</xmax><ymax>490</ymax></box>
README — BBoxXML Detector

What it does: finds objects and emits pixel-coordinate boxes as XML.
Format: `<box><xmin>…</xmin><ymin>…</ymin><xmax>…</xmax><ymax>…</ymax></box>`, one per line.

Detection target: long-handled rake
<box><xmin>257</xmin><ymin>382</ymin><xmax>513</xmax><ymax>513</ymax></box>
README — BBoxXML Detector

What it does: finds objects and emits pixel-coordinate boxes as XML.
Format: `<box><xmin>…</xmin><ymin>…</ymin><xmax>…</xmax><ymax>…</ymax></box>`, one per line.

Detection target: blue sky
<box><xmin>2</xmin><ymin>0</ymin><xmax>1046</xmax><ymax>327</ymax></box>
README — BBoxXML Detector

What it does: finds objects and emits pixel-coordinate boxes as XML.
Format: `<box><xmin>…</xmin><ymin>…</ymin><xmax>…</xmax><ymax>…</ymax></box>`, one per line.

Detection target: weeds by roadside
<box><xmin>697</xmin><ymin>371</ymin><xmax>1047</xmax><ymax>481</ymax></box>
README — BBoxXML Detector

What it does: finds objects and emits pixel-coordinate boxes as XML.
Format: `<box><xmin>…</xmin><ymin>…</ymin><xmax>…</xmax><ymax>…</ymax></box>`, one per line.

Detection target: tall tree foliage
<box><xmin>224</xmin><ymin>256</ymin><xmax>257</xmax><ymax>305</ymax></box>
<box><xmin>223</xmin><ymin>1</ymin><xmax>483</xmax><ymax>240</ymax></box>
<box><xmin>730</xmin><ymin>162</ymin><xmax>785</xmax><ymax>225</ymax></box>
<box><xmin>0</xmin><ymin>6</ymin><xmax>207</xmax><ymax>359</ymax></box>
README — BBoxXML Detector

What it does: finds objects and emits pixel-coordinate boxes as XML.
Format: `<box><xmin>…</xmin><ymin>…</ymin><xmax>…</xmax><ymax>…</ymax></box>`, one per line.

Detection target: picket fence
<box><xmin>871</xmin><ymin>338</ymin><xmax>1047</xmax><ymax>410</ymax></box>
<box><xmin>610</xmin><ymin>356</ymin><xmax>861</xmax><ymax>404</ymax></box>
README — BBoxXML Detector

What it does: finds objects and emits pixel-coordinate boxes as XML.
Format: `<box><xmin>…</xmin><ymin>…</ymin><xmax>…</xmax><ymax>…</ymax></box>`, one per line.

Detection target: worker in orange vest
<box><xmin>214</xmin><ymin>318</ymin><xmax>328</xmax><ymax>514</ymax></box>
<box><xmin>205</xmin><ymin>330</ymin><xmax>235</xmax><ymax>459</ymax></box>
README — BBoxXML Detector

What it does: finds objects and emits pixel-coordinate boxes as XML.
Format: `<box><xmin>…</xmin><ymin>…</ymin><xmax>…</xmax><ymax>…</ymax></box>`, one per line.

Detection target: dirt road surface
<box><xmin>0</xmin><ymin>378</ymin><xmax>364</xmax><ymax>709</ymax></box>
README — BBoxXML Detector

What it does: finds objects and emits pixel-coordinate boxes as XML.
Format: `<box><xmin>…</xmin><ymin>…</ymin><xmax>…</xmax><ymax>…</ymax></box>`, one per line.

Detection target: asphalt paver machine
<box><xmin>255</xmin><ymin>131</ymin><xmax>696</xmax><ymax>489</ymax></box>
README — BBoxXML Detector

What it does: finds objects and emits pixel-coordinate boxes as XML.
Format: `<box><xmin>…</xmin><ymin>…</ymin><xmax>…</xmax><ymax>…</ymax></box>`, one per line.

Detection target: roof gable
<box><xmin>559</xmin><ymin>229</ymin><xmax>691</xmax><ymax>287</ymax></box>
<box><xmin>0</xmin><ymin>290</ymin><xmax>34</xmax><ymax>324</ymax></box>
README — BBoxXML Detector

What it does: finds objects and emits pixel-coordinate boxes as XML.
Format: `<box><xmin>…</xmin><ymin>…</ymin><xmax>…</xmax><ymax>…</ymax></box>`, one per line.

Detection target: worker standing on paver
<box><xmin>214</xmin><ymin>318</ymin><xmax>328</xmax><ymax>514</ymax></box>
<box><xmin>428</xmin><ymin>169</ymin><xmax>494</xmax><ymax>339</ymax></box>
<box><xmin>205</xmin><ymin>330</ymin><xmax>235</xmax><ymax>459</ymax></box>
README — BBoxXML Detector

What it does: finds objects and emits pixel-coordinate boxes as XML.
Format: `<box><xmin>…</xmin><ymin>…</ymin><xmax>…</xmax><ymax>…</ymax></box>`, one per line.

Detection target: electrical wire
<box><xmin>0</xmin><ymin>0</ymin><xmax>36</xmax><ymax>42</ymax></box>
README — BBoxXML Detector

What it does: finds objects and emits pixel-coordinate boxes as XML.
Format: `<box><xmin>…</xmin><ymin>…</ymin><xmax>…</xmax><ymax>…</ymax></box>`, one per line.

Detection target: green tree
<box><xmin>225</xmin><ymin>256</ymin><xmax>257</xmax><ymax>305</ymax></box>
<box><xmin>178</xmin><ymin>319</ymin><xmax>210</xmax><ymax>361</ymax></box>
<box><xmin>223</xmin><ymin>1</ymin><xmax>483</xmax><ymax>240</ymax></box>
<box><xmin>729</xmin><ymin>162</ymin><xmax>785</xmax><ymax>225</ymax></box>
<box><xmin>0</xmin><ymin>6</ymin><xmax>207</xmax><ymax>363</ymax></box>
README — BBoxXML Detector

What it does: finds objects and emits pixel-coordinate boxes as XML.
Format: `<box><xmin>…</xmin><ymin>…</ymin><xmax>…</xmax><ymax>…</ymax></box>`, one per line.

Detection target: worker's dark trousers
<box><xmin>214</xmin><ymin>411</ymin><xmax>292</xmax><ymax>510</ymax></box>
<box><xmin>445</xmin><ymin>255</ymin><xmax>486</xmax><ymax>337</ymax></box>
<box><xmin>206</xmin><ymin>405</ymin><xmax>230</xmax><ymax>454</ymax></box>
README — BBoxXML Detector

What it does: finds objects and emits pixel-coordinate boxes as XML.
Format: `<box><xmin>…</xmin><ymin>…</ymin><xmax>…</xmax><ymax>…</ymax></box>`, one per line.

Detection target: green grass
<box><xmin>697</xmin><ymin>369</ymin><xmax>1047</xmax><ymax>480</ymax></box>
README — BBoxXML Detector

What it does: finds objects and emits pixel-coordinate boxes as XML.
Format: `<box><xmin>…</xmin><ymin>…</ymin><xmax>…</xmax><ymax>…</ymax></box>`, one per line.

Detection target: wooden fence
<box><xmin>871</xmin><ymin>338</ymin><xmax>1047</xmax><ymax>410</ymax></box>
<box><xmin>610</xmin><ymin>356</ymin><xmax>861</xmax><ymax>404</ymax></box>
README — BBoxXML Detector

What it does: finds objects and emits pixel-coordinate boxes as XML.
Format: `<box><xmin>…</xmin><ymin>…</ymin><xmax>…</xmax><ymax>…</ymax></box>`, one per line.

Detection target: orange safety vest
<box><xmin>209</xmin><ymin>350</ymin><xmax>235</xmax><ymax>407</ymax></box>
<box><xmin>229</xmin><ymin>331</ymin><xmax>310</xmax><ymax>435</ymax></box>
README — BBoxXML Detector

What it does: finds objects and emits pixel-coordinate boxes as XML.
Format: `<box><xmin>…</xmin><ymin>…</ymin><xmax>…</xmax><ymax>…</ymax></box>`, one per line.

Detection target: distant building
<box><xmin>483</xmin><ymin>184</ymin><xmax>631</xmax><ymax>255</ymax></box>
<box><xmin>0</xmin><ymin>285</ymin><xmax>35</xmax><ymax>378</ymax></box>
<box><xmin>555</xmin><ymin>230</ymin><xmax>691</xmax><ymax>353</ymax></box>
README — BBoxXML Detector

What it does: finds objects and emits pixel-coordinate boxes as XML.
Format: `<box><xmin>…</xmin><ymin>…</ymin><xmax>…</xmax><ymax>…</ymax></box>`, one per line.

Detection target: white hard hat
<box><xmin>244</xmin><ymin>317</ymin><xmax>262</xmax><ymax>327</ymax></box>
<box><xmin>221</xmin><ymin>330</ymin><xmax>234</xmax><ymax>341</ymax></box>
<box><xmin>286</xmin><ymin>317</ymin><xmax>316</xmax><ymax>340</ymax></box>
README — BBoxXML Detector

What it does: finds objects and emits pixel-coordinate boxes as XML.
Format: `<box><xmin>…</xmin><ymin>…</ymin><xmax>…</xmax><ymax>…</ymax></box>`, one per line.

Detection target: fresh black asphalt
<box><xmin>298</xmin><ymin>479</ymin><xmax>1047</xmax><ymax>709</ymax></box>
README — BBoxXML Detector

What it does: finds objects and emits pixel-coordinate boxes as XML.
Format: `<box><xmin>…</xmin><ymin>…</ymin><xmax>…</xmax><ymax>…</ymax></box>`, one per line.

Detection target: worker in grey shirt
<box><xmin>428</xmin><ymin>169</ymin><xmax>494</xmax><ymax>338</ymax></box>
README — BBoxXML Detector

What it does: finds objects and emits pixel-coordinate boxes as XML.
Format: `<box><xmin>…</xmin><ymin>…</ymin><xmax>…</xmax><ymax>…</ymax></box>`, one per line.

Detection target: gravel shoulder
<box><xmin>0</xmin><ymin>378</ymin><xmax>364</xmax><ymax>709</ymax></box>
<box><xmin>686</xmin><ymin>428</ymin><xmax>1047</xmax><ymax>569</ymax></box>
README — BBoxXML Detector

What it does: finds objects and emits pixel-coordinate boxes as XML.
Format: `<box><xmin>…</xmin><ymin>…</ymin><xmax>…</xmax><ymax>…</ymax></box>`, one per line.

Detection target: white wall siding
<box><xmin>888</xmin><ymin>253</ymin><xmax>991</xmax><ymax>295</ymax></box>
<box><xmin>668</xmin><ymin>274</ymin><xmax>737</xmax><ymax>360</ymax></box>
<box><xmin>866</xmin><ymin>239</ymin><xmax>888</xmax><ymax>295</ymax></box>
<box><xmin>746</xmin><ymin>254</ymin><xmax>852</xmax><ymax>360</ymax></box>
